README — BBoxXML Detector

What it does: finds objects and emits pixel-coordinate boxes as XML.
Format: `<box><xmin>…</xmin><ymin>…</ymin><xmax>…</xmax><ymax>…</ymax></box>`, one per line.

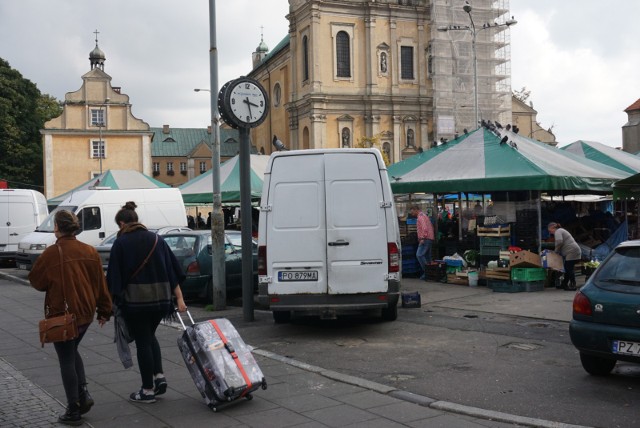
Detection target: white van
<box><xmin>257</xmin><ymin>149</ymin><xmax>401</xmax><ymax>322</ymax></box>
<box><xmin>16</xmin><ymin>187</ymin><xmax>187</xmax><ymax>270</ymax></box>
<box><xmin>0</xmin><ymin>189</ymin><xmax>49</xmax><ymax>261</ymax></box>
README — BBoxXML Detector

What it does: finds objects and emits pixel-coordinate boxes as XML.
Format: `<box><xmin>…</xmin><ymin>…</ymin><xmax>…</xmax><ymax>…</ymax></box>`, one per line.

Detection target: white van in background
<box><xmin>0</xmin><ymin>189</ymin><xmax>49</xmax><ymax>262</ymax></box>
<box><xmin>16</xmin><ymin>187</ymin><xmax>187</xmax><ymax>270</ymax></box>
<box><xmin>257</xmin><ymin>149</ymin><xmax>401</xmax><ymax>323</ymax></box>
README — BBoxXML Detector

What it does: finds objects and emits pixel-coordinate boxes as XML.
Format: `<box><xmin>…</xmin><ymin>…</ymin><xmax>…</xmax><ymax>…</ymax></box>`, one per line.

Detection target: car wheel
<box><xmin>579</xmin><ymin>352</ymin><xmax>616</xmax><ymax>376</ymax></box>
<box><xmin>381</xmin><ymin>303</ymin><xmax>398</xmax><ymax>321</ymax></box>
<box><xmin>272</xmin><ymin>311</ymin><xmax>291</xmax><ymax>324</ymax></box>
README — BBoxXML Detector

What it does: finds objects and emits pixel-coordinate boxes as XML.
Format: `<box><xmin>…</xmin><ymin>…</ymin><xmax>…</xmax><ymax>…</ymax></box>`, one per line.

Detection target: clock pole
<box><xmin>239</xmin><ymin>126</ymin><xmax>254</xmax><ymax>321</ymax></box>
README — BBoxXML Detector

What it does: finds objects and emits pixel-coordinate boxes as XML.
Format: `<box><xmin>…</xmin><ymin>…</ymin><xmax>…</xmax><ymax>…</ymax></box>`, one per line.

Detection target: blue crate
<box><xmin>512</xmin><ymin>280</ymin><xmax>544</xmax><ymax>292</ymax></box>
<box><xmin>490</xmin><ymin>280</ymin><xmax>525</xmax><ymax>293</ymax></box>
<box><xmin>445</xmin><ymin>259</ymin><xmax>464</xmax><ymax>267</ymax></box>
<box><xmin>401</xmin><ymin>291</ymin><xmax>421</xmax><ymax>308</ymax></box>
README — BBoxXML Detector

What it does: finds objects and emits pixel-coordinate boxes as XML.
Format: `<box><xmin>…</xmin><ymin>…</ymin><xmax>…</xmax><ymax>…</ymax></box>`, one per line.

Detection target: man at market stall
<box><xmin>410</xmin><ymin>205</ymin><xmax>435</xmax><ymax>281</ymax></box>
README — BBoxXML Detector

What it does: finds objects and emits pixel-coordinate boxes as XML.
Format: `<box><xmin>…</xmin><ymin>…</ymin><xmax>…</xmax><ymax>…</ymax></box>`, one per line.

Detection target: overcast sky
<box><xmin>1</xmin><ymin>0</ymin><xmax>637</xmax><ymax>149</ymax></box>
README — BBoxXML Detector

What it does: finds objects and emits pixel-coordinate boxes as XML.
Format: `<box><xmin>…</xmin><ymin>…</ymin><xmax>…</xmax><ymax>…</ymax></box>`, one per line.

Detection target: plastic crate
<box><xmin>445</xmin><ymin>259</ymin><xmax>464</xmax><ymax>267</ymax></box>
<box><xmin>490</xmin><ymin>280</ymin><xmax>525</xmax><ymax>293</ymax></box>
<box><xmin>401</xmin><ymin>291</ymin><xmax>421</xmax><ymax>308</ymax></box>
<box><xmin>446</xmin><ymin>266</ymin><xmax>462</xmax><ymax>274</ymax></box>
<box><xmin>510</xmin><ymin>268</ymin><xmax>546</xmax><ymax>282</ymax></box>
<box><xmin>511</xmin><ymin>280</ymin><xmax>544</xmax><ymax>292</ymax></box>
<box><xmin>479</xmin><ymin>236</ymin><xmax>511</xmax><ymax>247</ymax></box>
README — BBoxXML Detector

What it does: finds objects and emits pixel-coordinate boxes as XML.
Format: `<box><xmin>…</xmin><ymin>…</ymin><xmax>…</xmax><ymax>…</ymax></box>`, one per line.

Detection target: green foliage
<box><xmin>0</xmin><ymin>57</ymin><xmax>62</xmax><ymax>189</ymax></box>
<box><xmin>356</xmin><ymin>134</ymin><xmax>390</xmax><ymax>166</ymax></box>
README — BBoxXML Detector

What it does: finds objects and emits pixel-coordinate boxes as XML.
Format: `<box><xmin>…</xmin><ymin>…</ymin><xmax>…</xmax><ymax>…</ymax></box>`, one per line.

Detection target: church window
<box><xmin>302</xmin><ymin>36</ymin><xmax>309</xmax><ymax>82</ymax></box>
<box><xmin>336</xmin><ymin>31</ymin><xmax>351</xmax><ymax>78</ymax></box>
<box><xmin>401</xmin><ymin>46</ymin><xmax>414</xmax><ymax>80</ymax></box>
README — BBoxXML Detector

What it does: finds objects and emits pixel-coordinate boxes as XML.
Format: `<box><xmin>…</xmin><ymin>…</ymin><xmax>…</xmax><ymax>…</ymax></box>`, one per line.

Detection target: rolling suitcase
<box><xmin>176</xmin><ymin>311</ymin><xmax>267</xmax><ymax>411</ymax></box>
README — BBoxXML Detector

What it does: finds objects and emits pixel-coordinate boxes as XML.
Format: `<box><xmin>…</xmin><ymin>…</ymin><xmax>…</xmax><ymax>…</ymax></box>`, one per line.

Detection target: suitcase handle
<box><xmin>175</xmin><ymin>309</ymin><xmax>195</xmax><ymax>330</ymax></box>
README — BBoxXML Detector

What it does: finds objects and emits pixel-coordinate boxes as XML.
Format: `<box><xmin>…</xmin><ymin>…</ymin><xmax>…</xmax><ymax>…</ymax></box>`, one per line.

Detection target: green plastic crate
<box><xmin>511</xmin><ymin>268</ymin><xmax>546</xmax><ymax>282</ymax></box>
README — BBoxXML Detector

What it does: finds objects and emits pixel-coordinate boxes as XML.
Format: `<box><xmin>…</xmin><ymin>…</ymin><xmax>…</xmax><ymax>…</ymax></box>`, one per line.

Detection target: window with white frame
<box><xmin>199</xmin><ymin>161</ymin><xmax>207</xmax><ymax>173</ymax></box>
<box><xmin>167</xmin><ymin>162</ymin><xmax>174</xmax><ymax>172</ymax></box>
<box><xmin>180</xmin><ymin>162</ymin><xmax>187</xmax><ymax>172</ymax></box>
<box><xmin>153</xmin><ymin>162</ymin><xmax>160</xmax><ymax>173</ymax></box>
<box><xmin>91</xmin><ymin>109</ymin><xmax>105</xmax><ymax>127</ymax></box>
<box><xmin>91</xmin><ymin>139</ymin><xmax>105</xmax><ymax>159</ymax></box>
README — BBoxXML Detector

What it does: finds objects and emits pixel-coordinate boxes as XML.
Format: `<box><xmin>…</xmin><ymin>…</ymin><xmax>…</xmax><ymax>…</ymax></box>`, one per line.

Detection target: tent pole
<box><xmin>537</xmin><ymin>191</ymin><xmax>542</xmax><ymax>254</ymax></box>
<box><xmin>458</xmin><ymin>192</ymin><xmax>462</xmax><ymax>242</ymax></box>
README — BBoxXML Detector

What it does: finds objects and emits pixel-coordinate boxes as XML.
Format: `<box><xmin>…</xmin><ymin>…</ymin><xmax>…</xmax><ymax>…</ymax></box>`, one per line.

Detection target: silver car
<box><xmin>95</xmin><ymin>226</ymin><xmax>192</xmax><ymax>270</ymax></box>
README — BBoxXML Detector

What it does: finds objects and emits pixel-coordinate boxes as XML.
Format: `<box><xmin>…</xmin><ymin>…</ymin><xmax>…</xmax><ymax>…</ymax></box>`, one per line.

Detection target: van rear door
<box><xmin>324</xmin><ymin>152</ymin><xmax>388</xmax><ymax>294</ymax></box>
<box><xmin>266</xmin><ymin>154</ymin><xmax>327</xmax><ymax>294</ymax></box>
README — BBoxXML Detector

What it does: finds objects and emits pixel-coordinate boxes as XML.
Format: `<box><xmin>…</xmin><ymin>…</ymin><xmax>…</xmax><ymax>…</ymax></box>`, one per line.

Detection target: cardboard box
<box><xmin>541</xmin><ymin>250</ymin><xmax>565</xmax><ymax>272</ymax></box>
<box><xmin>509</xmin><ymin>250</ymin><xmax>542</xmax><ymax>268</ymax></box>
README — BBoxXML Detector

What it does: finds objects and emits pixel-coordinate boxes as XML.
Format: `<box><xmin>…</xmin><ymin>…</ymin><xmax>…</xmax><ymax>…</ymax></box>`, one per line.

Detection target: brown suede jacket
<box><xmin>29</xmin><ymin>235</ymin><xmax>112</xmax><ymax>326</ymax></box>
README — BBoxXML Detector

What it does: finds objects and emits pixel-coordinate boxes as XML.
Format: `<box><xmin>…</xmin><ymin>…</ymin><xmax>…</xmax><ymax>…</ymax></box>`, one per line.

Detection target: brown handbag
<box><xmin>38</xmin><ymin>245</ymin><xmax>79</xmax><ymax>347</ymax></box>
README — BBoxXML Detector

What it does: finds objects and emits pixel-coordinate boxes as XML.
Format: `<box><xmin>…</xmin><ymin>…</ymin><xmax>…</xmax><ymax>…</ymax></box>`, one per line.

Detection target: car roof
<box><xmin>616</xmin><ymin>239</ymin><xmax>640</xmax><ymax>249</ymax></box>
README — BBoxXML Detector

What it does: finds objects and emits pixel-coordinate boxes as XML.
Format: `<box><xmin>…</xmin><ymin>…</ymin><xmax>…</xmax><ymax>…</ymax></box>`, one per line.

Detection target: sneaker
<box><xmin>154</xmin><ymin>377</ymin><xmax>168</xmax><ymax>396</ymax></box>
<box><xmin>129</xmin><ymin>389</ymin><xmax>156</xmax><ymax>404</ymax></box>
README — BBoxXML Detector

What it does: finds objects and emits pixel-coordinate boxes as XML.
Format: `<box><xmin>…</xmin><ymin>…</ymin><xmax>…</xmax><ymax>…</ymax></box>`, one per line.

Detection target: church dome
<box><xmin>256</xmin><ymin>39</ymin><xmax>269</xmax><ymax>53</ymax></box>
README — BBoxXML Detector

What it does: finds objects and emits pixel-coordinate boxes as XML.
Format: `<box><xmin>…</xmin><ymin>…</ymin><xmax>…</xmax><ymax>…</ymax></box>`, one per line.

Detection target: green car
<box><xmin>570</xmin><ymin>240</ymin><xmax>640</xmax><ymax>375</ymax></box>
<box><xmin>162</xmin><ymin>230</ymin><xmax>258</xmax><ymax>302</ymax></box>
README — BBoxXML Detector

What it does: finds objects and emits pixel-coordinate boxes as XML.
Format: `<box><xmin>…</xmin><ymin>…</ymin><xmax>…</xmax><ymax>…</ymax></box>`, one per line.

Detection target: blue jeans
<box><xmin>416</xmin><ymin>239</ymin><xmax>433</xmax><ymax>277</ymax></box>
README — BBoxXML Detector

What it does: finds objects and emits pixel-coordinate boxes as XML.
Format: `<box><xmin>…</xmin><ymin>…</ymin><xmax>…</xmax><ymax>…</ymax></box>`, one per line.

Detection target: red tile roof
<box><xmin>624</xmin><ymin>98</ymin><xmax>640</xmax><ymax>112</ymax></box>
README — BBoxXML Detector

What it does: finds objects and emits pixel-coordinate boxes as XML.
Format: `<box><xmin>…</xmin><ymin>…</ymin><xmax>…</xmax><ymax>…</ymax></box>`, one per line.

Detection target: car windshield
<box><xmin>595</xmin><ymin>246</ymin><xmax>640</xmax><ymax>286</ymax></box>
<box><xmin>38</xmin><ymin>205</ymin><xmax>78</xmax><ymax>232</ymax></box>
<box><xmin>226</xmin><ymin>233</ymin><xmax>257</xmax><ymax>250</ymax></box>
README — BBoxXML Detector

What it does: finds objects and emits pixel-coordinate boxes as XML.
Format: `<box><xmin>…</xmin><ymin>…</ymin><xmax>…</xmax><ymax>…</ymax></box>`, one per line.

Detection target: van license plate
<box><xmin>18</xmin><ymin>264</ymin><xmax>27</xmax><ymax>270</ymax></box>
<box><xmin>279</xmin><ymin>271</ymin><xmax>318</xmax><ymax>281</ymax></box>
<box><xmin>613</xmin><ymin>340</ymin><xmax>640</xmax><ymax>355</ymax></box>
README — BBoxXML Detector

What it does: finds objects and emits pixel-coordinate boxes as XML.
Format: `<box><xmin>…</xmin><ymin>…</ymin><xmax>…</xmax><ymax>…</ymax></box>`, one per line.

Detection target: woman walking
<box><xmin>29</xmin><ymin>210</ymin><xmax>112</xmax><ymax>426</ymax></box>
<box><xmin>106</xmin><ymin>202</ymin><xmax>187</xmax><ymax>404</ymax></box>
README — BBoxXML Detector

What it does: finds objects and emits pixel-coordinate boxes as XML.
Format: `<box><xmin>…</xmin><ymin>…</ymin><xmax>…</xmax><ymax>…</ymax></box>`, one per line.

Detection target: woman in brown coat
<box><xmin>29</xmin><ymin>210</ymin><xmax>112</xmax><ymax>426</ymax></box>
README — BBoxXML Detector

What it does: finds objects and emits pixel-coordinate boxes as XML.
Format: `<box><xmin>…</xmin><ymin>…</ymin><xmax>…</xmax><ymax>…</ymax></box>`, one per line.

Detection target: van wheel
<box><xmin>381</xmin><ymin>303</ymin><xmax>398</xmax><ymax>321</ymax></box>
<box><xmin>272</xmin><ymin>311</ymin><xmax>291</xmax><ymax>324</ymax></box>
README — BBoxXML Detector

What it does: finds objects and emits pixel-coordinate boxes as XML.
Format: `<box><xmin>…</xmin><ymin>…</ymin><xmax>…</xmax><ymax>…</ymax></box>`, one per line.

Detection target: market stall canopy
<box><xmin>612</xmin><ymin>172</ymin><xmax>640</xmax><ymax>200</ymax></box>
<box><xmin>560</xmin><ymin>140</ymin><xmax>640</xmax><ymax>174</ymax></box>
<box><xmin>179</xmin><ymin>154</ymin><xmax>269</xmax><ymax>204</ymax></box>
<box><xmin>48</xmin><ymin>170</ymin><xmax>169</xmax><ymax>206</ymax></box>
<box><xmin>387</xmin><ymin>128</ymin><xmax>628</xmax><ymax>194</ymax></box>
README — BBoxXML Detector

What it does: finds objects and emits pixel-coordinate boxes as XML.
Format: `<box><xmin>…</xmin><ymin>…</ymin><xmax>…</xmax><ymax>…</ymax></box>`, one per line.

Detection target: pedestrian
<box><xmin>410</xmin><ymin>205</ymin><xmax>435</xmax><ymax>280</ymax></box>
<box><xmin>196</xmin><ymin>212</ymin><xmax>205</xmax><ymax>229</ymax></box>
<box><xmin>29</xmin><ymin>210</ymin><xmax>112</xmax><ymax>426</ymax></box>
<box><xmin>206</xmin><ymin>212</ymin><xmax>211</xmax><ymax>229</ymax></box>
<box><xmin>547</xmin><ymin>222</ymin><xmax>581</xmax><ymax>290</ymax></box>
<box><xmin>106</xmin><ymin>201</ymin><xmax>187</xmax><ymax>404</ymax></box>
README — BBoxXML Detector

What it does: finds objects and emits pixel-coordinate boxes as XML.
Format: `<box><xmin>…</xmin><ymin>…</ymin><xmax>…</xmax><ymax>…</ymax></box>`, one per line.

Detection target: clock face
<box><xmin>224</xmin><ymin>78</ymin><xmax>268</xmax><ymax>128</ymax></box>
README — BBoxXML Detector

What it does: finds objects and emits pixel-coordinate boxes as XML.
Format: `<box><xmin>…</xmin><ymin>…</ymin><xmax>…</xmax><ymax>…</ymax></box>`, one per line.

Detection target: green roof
<box><xmin>255</xmin><ymin>34</ymin><xmax>290</xmax><ymax>69</ymax></box>
<box><xmin>151</xmin><ymin>127</ymin><xmax>251</xmax><ymax>157</ymax></box>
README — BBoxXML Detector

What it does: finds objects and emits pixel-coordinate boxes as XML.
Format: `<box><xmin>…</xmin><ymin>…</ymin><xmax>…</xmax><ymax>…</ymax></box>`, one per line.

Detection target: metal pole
<box><xmin>239</xmin><ymin>127</ymin><xmax>254</xmax><ymax>321</ymax></box>
<box><xmin>467</xmin><ymin>11</ymin><xmax>479</xmax><ymax>128</ymax></box>
<box><xmin>208</xmin><ymin>0</ymin><xmax>226</xmax><ymax>309</ymax></box>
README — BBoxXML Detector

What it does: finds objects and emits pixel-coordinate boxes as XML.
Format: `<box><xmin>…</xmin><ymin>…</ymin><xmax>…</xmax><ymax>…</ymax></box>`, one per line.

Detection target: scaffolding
<box><xmin>430</xmin><ymin>0</ymin><xmax>513</xmax><ymax>141</ymax></box>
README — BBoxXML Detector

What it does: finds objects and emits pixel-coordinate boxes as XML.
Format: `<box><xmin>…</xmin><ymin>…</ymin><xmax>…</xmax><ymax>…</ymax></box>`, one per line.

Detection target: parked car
<box><xmin>570</xmin><ymin>239</ymin><xmax>640</xmax><ymax>375</ymax></box>
<box><xmin>95</xmin><ymin>226</ymin><xmax>192</xmax><ymax>270</ymax></box>
<box><xmin>161</xmin><ymin>230</ymin><xmax>258</xmax><ymax>301</ymax></box>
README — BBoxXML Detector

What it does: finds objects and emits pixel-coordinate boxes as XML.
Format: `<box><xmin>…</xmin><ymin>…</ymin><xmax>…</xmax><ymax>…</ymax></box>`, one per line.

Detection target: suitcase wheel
<box><xmin>245</xmin><ymin>393</ymin><xmax>253</xmax><ymax>401</ymax></box>
<box><xmin>261</xmin><ymin>378</ymin><xmax>268</xmax><ymax>390</ymax></box>
<box><xmin>208</xmin><ymin>404</ymin><xmax>218</xmax><ymax>412</ymax></box>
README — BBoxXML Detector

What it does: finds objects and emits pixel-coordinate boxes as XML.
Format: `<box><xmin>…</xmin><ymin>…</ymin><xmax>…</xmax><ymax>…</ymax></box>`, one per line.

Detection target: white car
<box><xmin>95</xmin><ymin>226</ymin><xmax>192</xmax><ymax>270</ymax></box>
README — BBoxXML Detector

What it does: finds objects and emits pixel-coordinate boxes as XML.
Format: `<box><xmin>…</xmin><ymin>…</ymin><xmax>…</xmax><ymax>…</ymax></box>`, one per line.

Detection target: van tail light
<box><xmin>258</xmin><ymin>245</ymin><xmax>267</xmax><ymax>276</ymax></box>
<box><xmin>388</xmin><ymin>242</ymin><xmax>399</xmax><ymax>273</ymax></box>
<box><xmin>187</xmin><ymin>261</ymin><xmax>200</xmax><ymax>275</ymax></box>
<box><xmin>573</xmin><ymin>291</ymin><xmax>592</xmax><ymax>316</ymax></box>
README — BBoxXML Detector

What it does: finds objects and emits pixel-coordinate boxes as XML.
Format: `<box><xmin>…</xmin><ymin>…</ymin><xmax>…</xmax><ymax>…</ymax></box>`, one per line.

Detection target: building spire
<box><xmin>89</xmin><ymin>29</ymin><xmax>106</xmax><ymax>70</ymax></box>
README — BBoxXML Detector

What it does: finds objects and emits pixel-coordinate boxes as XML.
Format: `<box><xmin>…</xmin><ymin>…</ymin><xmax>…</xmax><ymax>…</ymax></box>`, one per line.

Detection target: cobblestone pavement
<box><xmin>0</xmin><ymin>357</ymin><xmax>63</xmax><ymax>427</ymax></box>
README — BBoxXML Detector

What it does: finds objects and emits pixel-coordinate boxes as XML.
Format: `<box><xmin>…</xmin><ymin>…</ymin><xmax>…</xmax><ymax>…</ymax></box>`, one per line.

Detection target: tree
<box><xmin>356</xmin><ymin>134</ymin><xmax>390</xmax><ymax>165</ymax></box>
<box><xmin>0</xmin><ymin>58</ymin><xmax>62</xmax><ymax>189</ymax></box>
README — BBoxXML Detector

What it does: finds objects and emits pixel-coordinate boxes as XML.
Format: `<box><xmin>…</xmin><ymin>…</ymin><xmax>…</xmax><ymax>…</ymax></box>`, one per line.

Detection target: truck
<box><xmin>257</xmin><ymin>149</ymin><xmax>401</xmax><ymax>322</ymax></box>
<box><xmin>16</xmin><ymin>187</ymin><xmax>187</xmax><ymax>270</ymax></box>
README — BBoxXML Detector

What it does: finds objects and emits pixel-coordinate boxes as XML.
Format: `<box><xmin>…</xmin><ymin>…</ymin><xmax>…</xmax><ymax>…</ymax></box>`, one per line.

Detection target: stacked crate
<box><xmin>514</xmin><ymin>209</ymin><xmax>538</xmax><ymax>250</ymax></box>
<box><xmin>510</xmin><ymin>267</ymin><xmax>546</xmax><ymax>292</ymax></box>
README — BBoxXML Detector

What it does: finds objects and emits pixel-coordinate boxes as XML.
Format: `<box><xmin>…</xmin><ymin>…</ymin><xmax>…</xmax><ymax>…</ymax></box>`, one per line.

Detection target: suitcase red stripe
<box><xmin>209</xmin><ymin>320</ymin><xmax>253</xmax><ymax>397</ymax></box>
